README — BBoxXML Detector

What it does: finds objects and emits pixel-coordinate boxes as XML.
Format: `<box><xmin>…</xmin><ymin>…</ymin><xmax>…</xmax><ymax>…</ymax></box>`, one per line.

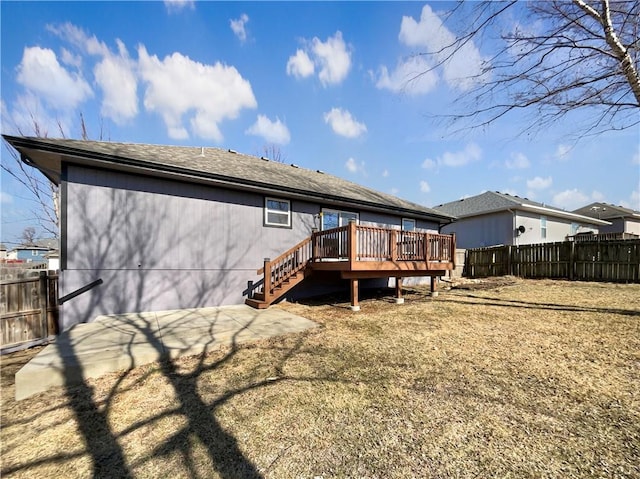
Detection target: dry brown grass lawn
<box><xmin>1</xmin><ymin>279</ymin><xmax>639</xmax><ymax>478</ymax></box>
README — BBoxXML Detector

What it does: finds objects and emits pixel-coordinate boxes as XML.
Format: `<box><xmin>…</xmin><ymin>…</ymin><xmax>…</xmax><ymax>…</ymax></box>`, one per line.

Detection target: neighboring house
<box><xmin>9</xmin><ymin>238</ymin><xmax>58</xmax><ymax>263</ymax></box>
<box><xmin>572</xmin><ymin>202</ymin><xmax>640</xmax><ymax>237</ymax></box>
<box><xmin>0</xmin><ymin>244</ymin><xmax>6</xmax><ymax>260</ymax></box>
<box><xmin>4</xmin><ymin>135</ymin><xmax>456</xmax><ymax>329</ymax></box>
<box><xmin>433</xmin><ymin>191</ymin><xmax>609</xmax><ymax>249</ymax></box>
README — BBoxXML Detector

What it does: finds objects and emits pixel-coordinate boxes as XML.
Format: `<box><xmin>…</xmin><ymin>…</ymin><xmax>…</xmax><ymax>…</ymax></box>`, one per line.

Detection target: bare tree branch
<box><xmin>417</xmin><ymin>0</ymin><xmax>639</xmax><ymax>138</ymax></box>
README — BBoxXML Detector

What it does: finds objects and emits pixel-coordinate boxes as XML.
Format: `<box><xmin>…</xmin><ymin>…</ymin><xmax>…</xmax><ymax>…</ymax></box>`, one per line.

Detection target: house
<box><xmin>0</xmin><ymin>244</ymin><xmax>6</xmax><ymax>260</ymax></box>
<box><xmin>433</xmin><ymin>191</ymin><xmax>609</xmax><ymax>249</ymax></box>
<box><xmin>3</xmin><ymin>135</ymin><xmax>456</xmax><ymax>330</ymax></box>
<box><xmin>572</xmin><ymin>202</ymin><xmax>640</xmax><ymax>238</ymax></box>
<box><xmin>8</xmin><ymin>238</ymin><xmax>58</xmax><ymax>263</ymax></box>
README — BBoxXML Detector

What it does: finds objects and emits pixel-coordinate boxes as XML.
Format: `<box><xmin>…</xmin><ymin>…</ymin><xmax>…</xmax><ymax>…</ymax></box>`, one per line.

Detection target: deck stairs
<box><xmin>245</xmin><ymin>224</ymin><xmax>456</xmax><ymax>309</ymax></box>
<box><xmin>245</xmin><ymin>236</ymin><xmax>313</xmax><ymax>309</ymax></box>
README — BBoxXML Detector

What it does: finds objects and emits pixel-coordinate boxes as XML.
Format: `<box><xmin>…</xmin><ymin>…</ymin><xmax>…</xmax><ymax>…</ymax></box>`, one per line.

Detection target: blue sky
<box><xmin>1</xmin><ymin>0</ymin><xmax>639</xmax><ymax>244</ymax></box>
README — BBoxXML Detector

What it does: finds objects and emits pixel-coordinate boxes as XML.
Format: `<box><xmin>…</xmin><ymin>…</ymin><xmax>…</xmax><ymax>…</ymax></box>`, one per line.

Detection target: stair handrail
<box><xmin>258</xmin><ymin>236</ymin><xmax>313</xmax><ymax>298</ymax></box>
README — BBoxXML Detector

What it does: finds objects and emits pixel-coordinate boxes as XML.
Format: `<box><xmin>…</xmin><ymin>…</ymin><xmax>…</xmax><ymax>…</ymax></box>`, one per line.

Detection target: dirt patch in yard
<box><xmin>1</xmin><ymin>279</ymin><xmax>639</xmax><ymax>478</ymax></box>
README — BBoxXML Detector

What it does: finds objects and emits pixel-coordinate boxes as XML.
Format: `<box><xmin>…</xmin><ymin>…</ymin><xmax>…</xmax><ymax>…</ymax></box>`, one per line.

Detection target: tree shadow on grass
<box><xmin>444</xmin><ymin>292</ymin><xmax>640</xmax><ymax>317</ymax></box>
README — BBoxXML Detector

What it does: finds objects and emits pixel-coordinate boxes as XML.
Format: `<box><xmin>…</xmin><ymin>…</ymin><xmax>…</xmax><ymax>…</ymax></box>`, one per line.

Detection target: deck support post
<box><xmin>430</xmin><ymin>276</ymin><xmax>438</xmax><ymax>297</ymax></box>
<box><xmin>350</xmin><ymin>278</ymin><xmax>360</xmax><ymax>311</ymax></box>
<box><xmin>348</xmin><ymin>220</ymin><xmax>357</xmax><ymax>269</ymax></box>
<box><xmin>395</xmin><ymin>277</ymin><xmax>404</xmax><ymax>304</ymax></box>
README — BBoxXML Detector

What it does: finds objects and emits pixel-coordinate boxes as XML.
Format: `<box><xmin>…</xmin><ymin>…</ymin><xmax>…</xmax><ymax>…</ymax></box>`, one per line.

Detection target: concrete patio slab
<box><xmin>15</xmin><ymin>305</ymin><xmax>317</xmax><ymax>400</ymax></box>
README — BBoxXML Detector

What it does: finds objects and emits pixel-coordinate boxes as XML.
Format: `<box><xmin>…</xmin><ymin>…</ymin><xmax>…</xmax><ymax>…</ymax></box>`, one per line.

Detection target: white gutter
<box><xmin>520</xmin><ymin>203</ymin><xmax>611</xmax><ymax>226</ymax></box>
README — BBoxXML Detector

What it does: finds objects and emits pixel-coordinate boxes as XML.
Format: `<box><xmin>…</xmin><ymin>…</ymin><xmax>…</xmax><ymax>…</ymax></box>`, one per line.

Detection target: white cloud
<box><xmin>421</xmin><ymin>158</ymin><xmax>437</xmax><ymax>169</ymax></box>
<box><xmin>553</xmin><ymin>189</ymin><xmax>589</xmax><ymax>210</ymax></box>
<box><xmin>376</xmin><ymin>4</ymin><xmax>487</xmax><ymax>95</ymax></box>
<box><xmin>390</xmin><ymin>187</ymin><xmax>399</xmax><ymax>195</ymax></box>
<box><xmin>506</xmin><ymin>152</ymin><xmax>530</xmax><ymax>169</ymax></box>
<box><xmin>632</xmin><ymin>149</ymin><xmax>640</xmax><ymax>165</ymax></box>
<box><xmin>48</xmin><ymin>23</ymin><xmax>137</xmax><ymax>124</ymax></box>
<box><xmin>591</xmin><ymin>190</ymin><xmax>605</xmax><ymax>202</ymax></box>
<box><xmin>5</xmin><ymin>92</ymin><xmax>67</xmax><ymax>136</ymax></box>
<box><xmin>312</xmin><ymin>31</ymin><xmax>351</xmax><ymax>86</ymax></box>
<box><xmin>420</xmin><ymin>180</ymin><xmax>431</xmax><ymax>193</ymax></box>
<box><xmin>554</xmin><ymin>144</ymin><xmax>571</xmax><ymax>161</ymax></box>
<box><xmin>0</xmin><ymin>192</ymin><xmax>13</xmax><ymax>204</ymax></box>
<box><xmin>16</xmin><ymin>46</ymin><xmax>92</xmax><ymax>111</ymax></box>
<box><xmin>423</xmin><ymin>143</ymin><xmax>482</xmax><ymax>168</ymax></box>
<box><xmin>164</xmin><ymin>0</ymin><xmax>194</xmax><ymax>13</ymax></box>
<box><xmin>94</xmin><ymin>40</ymin><xmax>138</xmax><ymax>124</ymax></box>
<box><xmin>287</xmin><ymin>31</ymin><xmax>351</xmax><ymax>86</ymax></box>
<box><xmin>345</xmin><ymin>157</ymin><xmax>365</xmax><ymax>174</ymax></box>
<box><xmin>60</xmin><ymin>47</ymin><xmax>82</xmax><ymax>68</ymax></box>
<box><xmin>399</xmin><ymin>4</ymin><xmax>487</xmax><ymax>91</ymax></box>
<box><xmin>375</xmin><ymin>55</ymin><xmax>438</xmax><ymax>95</ymax></box>
<box><xmin>526</xmin><ymin>176</ymin><xmax>552</xmax><ymax>190</ymax></box>
<box><xmin>245</xmin><ymin>115</ymin><xmax>290</xmax><ymax>145</ymax></box>
<box><xmin>323</xmin><ymin>108</ymin><xmax>367</xmax><ymax>138</ymax></box>
<box><xmin>286</xmin><ymin>49</ymin><xmax>315</xmax><ymax>79</ymax></box>
<box><xmin>138</xmin><ymin>46</ymin><xmax>257</xmax><ymax>141</ymax></box>
<box><xmin>230</xmin><ymin>14</ymin><xmax>249</xmax><ymax>43</ymax></box>
<box><xmin>382</xmin><ymin>169</ymin><xmax>389</xmax><ymax>177</ymax></box>
<box><xmin>619</xmin><ymin>190</ymin><xmax>640</xmax><ymax>210</ymax></box>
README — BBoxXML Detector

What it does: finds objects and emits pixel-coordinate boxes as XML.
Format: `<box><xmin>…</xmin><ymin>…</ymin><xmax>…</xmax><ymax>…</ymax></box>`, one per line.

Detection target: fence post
<box><xmin>569</xmin><ymin>241</ymin><xmax>575</xmax><ymax>280</ymax></box>
<box><xmin>39</xmin><ymin>271</ymin><xmax>48</xmax><ymax>337</ymax></box>
<box><xmin>506</xmin><ymin>245</ymin><xmax>512</xmax><ymax>276</ymax></box>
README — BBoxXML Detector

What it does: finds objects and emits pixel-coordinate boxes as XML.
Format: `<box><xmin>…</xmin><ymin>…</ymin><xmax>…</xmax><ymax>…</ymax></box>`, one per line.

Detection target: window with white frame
<box><xmin>540</xmin><ymin>216</ymin><xmax>547</xmax><ymax>239</ymax></box>
<box><xmin>264</xmin><ymin>197</ymin><xmax>291</xmax><ymax>227</ymax></box>
<box><xmin>402</xmin><ymin>218</ymin><xmax>416</xmax><ymax>231</ymax></box>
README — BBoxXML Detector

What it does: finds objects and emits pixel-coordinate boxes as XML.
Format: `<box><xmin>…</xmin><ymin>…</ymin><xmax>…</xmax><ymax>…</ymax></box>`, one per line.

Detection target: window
<box><xmin>321</xmin><ymin>209</ymin><xmax>358</xmax><ymax>230</ymax></box>
<box><xmin>264</xmin><ymin>197</ymin><xmax>291</xmax><ymax>227</ymax></box>
<box><xmin>540</xmin><ymin>216</ymin><xmax>547</xmax><ymax>239</ymax></box>
<box><xmin>31</xmin><ymin>250</ymin><xmax>39</xmax><ymax>256</ymax></box>
<box><xmin>402</xmin><ymin>218</ymin><xmax>416</xmax><ymax>231</ymax></box>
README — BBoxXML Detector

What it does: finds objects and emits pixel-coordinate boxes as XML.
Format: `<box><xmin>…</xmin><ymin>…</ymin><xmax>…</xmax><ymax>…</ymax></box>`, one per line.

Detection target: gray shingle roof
<box><xmin>572</xmin><ymin>202</ymin><xmax>640</xmax><ymax>220</ymax></box>
<box><xmin>434</xmin><ymin>191</ymin><xmax>609</xmax><ymax>225</ymax></box>
<box><xmin>4</xmin><ymin>135</ymin><xmax>454</xmax><ymax>223</ymax></box>
<box><xmin>434</xmin><ymin>191</ymin><xmax>542</xmax><ymax>217</ymax></box>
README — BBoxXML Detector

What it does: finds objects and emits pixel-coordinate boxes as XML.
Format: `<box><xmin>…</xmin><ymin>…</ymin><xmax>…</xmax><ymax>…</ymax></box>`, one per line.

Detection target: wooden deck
<box><xmin>246</xmin><ymin>222</ymin><xmax>456</xmax><ymax>309</ymax></box>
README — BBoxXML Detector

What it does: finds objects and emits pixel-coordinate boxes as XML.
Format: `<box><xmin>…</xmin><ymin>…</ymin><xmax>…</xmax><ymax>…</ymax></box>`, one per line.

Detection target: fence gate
<box><xmin>0</xmin><ymin>271</ymin><xmax>59</xmax><ymax>353</ymax></box>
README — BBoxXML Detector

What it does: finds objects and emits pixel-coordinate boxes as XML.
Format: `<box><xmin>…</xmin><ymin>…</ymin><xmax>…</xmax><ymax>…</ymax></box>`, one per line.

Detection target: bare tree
<box><xmin>260</xmin><ymin>144</ymin><xmax>287</xmax><ymax>163</ymax></box>
<box><xmin>20</xmin><ymin>226</ymin><xmax>37</xmax><ymax>245</ymax></box>
<box><xmin>1</xmin><ymin>112</ymin><xmax>104</xmax><ymax>240</ymax></box>
<box><xmin>417</xmin><ymin>0</ymin><xmax>639</xmax><ymax>138</ymax></box>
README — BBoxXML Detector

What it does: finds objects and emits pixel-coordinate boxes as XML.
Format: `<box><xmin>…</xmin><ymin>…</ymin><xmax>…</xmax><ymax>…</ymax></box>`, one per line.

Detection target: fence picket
<box><xmin>465</xmin><ymin>239</ymin><xmax>640</xmax><ymax>283</ymax></box>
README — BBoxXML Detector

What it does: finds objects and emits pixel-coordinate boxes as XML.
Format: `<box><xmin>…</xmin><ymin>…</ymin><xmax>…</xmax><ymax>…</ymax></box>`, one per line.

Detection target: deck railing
<box><xmin>252</xmin><ymin>223</ymin><xmax>455</xmax><ymax>307</ymax></box>
<box><xmin>311</xmin><ymin>223</ymin><xmax>455</xmax><ymax>263</ymax></box>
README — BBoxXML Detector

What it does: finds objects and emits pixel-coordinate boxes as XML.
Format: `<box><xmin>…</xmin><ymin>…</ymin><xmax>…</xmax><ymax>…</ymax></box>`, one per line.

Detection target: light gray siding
<box><xmin>60</xmin><ymin>165</ymin><xmax>436</xmax><ymax>329</ymax></box>
<box><xmin>442</xmin><ymin>211</ymin><xmax>514</xmax><ymax>248</ymax></box>
<box><xmin>61</xmin><ymin>165</ymin><xmax>319</xmax><ymax>328</ymax></box>
<box><xmin>514</xmin><ymin>211</ymin><xmax>598</xmax><ymax>244</ymax></box>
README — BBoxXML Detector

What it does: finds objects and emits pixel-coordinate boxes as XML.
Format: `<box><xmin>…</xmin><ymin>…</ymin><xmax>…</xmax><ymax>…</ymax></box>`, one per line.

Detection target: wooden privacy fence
<box><xmin>0</xmin><ymin>271</ymin><xmax>59</xmax><ymax>352</ymax></box>
<box><xmin>465</xmin><ymin>239</ymin><xmax>640</xmax><ymax>283</ymax></box>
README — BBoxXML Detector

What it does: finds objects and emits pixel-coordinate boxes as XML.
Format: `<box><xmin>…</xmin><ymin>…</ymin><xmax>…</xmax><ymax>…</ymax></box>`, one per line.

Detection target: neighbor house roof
<box><xmin>13</xmin><ymin>238</ymin><xmax>59</xmax><ymax>251</ymax></box>
<box><xmin>572</xmin><ymin>202</ymin><xmax>640</xmax><ymax>221</ymax></box>
<box><xmin>3</xmin><ymin>135</ymin><xmax>454</xmax><ymax>224</ymax></box>
<box><xmin>433</xmin><ymin>191</ymin><xmax>610</xmax><ymax>225</ymax></box>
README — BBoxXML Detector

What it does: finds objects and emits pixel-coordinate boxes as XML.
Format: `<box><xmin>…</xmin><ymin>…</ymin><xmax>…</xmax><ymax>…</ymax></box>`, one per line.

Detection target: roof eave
<box><xmin>4</xmin><ymin>134</ymin><xmax>455</xmax><ymax>224</ymax></box>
